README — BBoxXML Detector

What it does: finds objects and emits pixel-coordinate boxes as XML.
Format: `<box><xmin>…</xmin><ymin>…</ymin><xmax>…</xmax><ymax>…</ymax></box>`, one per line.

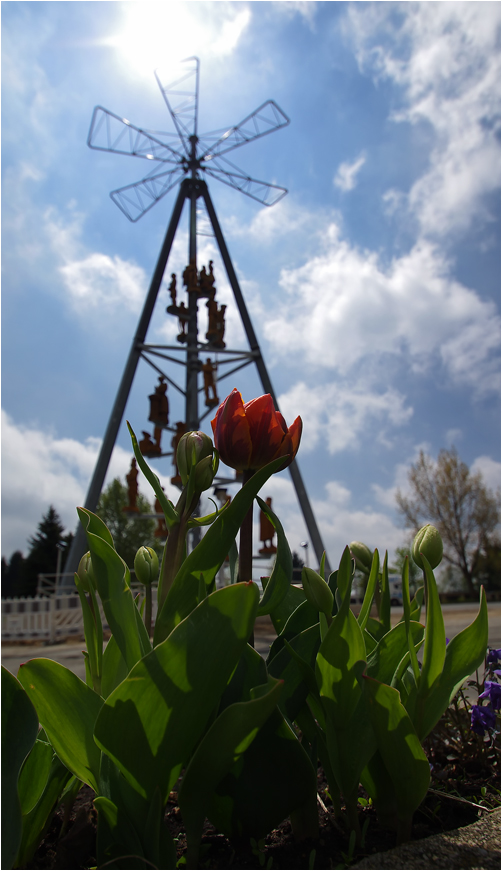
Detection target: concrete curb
<box><xmin>351</xmin><ymin>808</ymin><xmax>501</xmax><ymax>870</ymax></box>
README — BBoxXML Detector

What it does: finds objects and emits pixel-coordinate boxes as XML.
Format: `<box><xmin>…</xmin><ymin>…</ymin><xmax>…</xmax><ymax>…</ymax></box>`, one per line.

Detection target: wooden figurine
<box><xmin>171</xmin><ymin>421</ymin><xmax>187</xmax><ymax>485</ymax></box>
<box><xmin>183</xmin><ymin>258</ymin><xmax>198</xmax><ymax>293</ymax></box>
<box><xmin>149</xmin><ymin>377</ymin><xmax>169</xmax><ymax>427</ymax></box>
<box><xmin>123</xmin><ymin>458</ymin><xmax>140</xmax><ymax>513</ymax></box>
<box><xmin>202</xmin><ymin>358</ymin><xmax>219</xmax><ymax>407</ymax></box>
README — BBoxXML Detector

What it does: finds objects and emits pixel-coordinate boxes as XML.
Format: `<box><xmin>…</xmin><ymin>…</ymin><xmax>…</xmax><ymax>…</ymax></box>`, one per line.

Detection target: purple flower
<box><xmin>471</xmin><ymin>704</ymin><xmax>497</xmax><ymax>736</ymax></box>
<box><xmin>486</xmin><ymin>648</ymin><xmax>501</xmax><ymax>668</ymax></box>
<box><xmin>479</xmin><ymin>680</ymin><xmax>501</xmax><ymax>711</ymax></box>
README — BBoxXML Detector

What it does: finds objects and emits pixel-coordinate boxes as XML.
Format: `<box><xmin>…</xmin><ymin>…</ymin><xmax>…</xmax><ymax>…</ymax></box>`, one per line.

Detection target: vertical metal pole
<box><xmin>201</xmin><ymin>182</ymin><xmax>331</xmax><ymax>573</ymax></box>
<box><xmin>185</xmin><ymin>157</ymin><xmax>200</xmax><ymax>431</ymax></box>
<box><xmin>64</xmin><ymin>181</ymin><xmax>189</xmax><ymax>577</ymax></box>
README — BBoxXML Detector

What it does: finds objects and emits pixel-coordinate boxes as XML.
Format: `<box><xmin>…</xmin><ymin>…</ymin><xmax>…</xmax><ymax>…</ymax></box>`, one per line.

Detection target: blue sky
<box><xmin>2</xmin><ymin>1</ymin><xmax>500</xmax><ymax>574</ymax></box>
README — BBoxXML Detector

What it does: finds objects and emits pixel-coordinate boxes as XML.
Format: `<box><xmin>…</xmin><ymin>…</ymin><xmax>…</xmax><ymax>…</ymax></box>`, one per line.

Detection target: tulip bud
<box><xmin>302</xmin><ymin>566</ymin><xmax>334</xmax><ymax>617</ymax></box>
<box><xmin>412</xmin><ymin>524</ymin><xmax>443</xmax><ymax>570</ymax></box>
<box><xmin>76</xmin><ymin>552</ymin><xmax>96</xmax><ymax>593</ymax></box>
<box><xmin>134</xmin><ymin>546</ymin><xmax>159</xmax><ymax>586</ymax></box>
<box><xmin>177</xmin><ymin>431</ymin><xmax>214</xmax><ymax>486</ymax></box>
<box><xmin>350</xmin><ymin>541</ymin><xmax>373</xmax><ymax>574</ymax></box>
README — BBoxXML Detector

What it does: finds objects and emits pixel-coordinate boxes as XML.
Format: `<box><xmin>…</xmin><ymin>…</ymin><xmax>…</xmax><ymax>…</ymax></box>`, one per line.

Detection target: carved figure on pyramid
<box><xmin>183</xmin><ymin>258</ymin><xmax>198</xmax><ymax>293</ymax></box>
<box><xmin>208</xmin><ymin>260</ymin><xmax>215</xmax><ymax>289</ymax></box>
<box><xmin>166</xmin><ymin>273</ymin><xmax>178</xmax><ymax>314</ymax></box>
<box><xmin>259</xmin><ymin>497</ymin><xmax>277</xmax><ymax>555</ymax></box>
<box><xmin>198</xmin><ymin>261</ymin><xmax>216</xmax><ymax>297</ymax></box>
<box><xmin>177</xmin><ymin>302</ymin><xmax>189</xmax><ymax>343</ymax></box>
<box><xmin>206</xmin><ymin>291</ymin><xmax>218</xmax><ymax>341</ymax></box>
<box><xmin>154</xmin><ymin>492</ymin><xmax>168</xmax><ymax>539</ymax></box>
<box><xmin>153</xmin><ymin>426</ymin><xmax>163</xmax><ymax>454</ymax></box>
<box><xmin>139</xmin><ymin>431</ymin><xmax>161</xmax><ymax>458</ymax></box>
<box><xmin>202</xmin><ymin>358</ymin><xmax>219</xmax><ymax>407</ymax></box>
<box><xmin>171</xmin><ymin>421</ymin><xmax>187</xmax><ymax>485</ymax></box>
<box><xmin>148</xmin><ymin>377</ymin><xmax>169</xmax><ymax>427</ymax></box>
<box><xmin>123</xmin><ymin>458</ymin><xmax>140</xmax><ymax>513</ymax></box>
<box><xmin>214</xmin><ymin>303</ymin><xmax>226</xmax><ymax>348</ymax></box>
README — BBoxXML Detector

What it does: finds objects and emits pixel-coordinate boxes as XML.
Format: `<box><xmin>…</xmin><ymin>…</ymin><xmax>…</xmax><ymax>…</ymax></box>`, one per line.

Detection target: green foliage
<box><xmin>1</xmin><ymin>667</ymin><xmax>39</xmax><ymax>868</ymax></box>
<box><xmin>11</xmin><ymin>424</ymin><xmax>491</xmax><ymax>868</ymax></box>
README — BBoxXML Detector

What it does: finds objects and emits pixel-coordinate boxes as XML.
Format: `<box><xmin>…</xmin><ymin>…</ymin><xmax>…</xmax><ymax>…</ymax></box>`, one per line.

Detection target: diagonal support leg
<box><xmin>64</xmin><ymin>182</ymin><xmax>189</xmax><ymax>580</ymax></box>
<box><xmin>201</xmin><ymin>182</ymin><xmax>331</xmax><ymax>574</ymax></box>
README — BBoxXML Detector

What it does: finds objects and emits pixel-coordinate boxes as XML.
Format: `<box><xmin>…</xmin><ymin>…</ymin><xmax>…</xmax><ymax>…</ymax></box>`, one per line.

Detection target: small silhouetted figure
<box><xmin>171</xmin><ymin>421</ymin><xmax>187</xmax><ymax>485</ymax></box>
<box><xmin>149</xmin><ymin>377</ymin><xmax>169</xmax><ymax>427</ymax></box>
<box><xmin>202</xmin><ymin>358</ymin><xmax>219</xmax><ymax>406</ymax></box>
<box><xmin>214</xmin><ymin>303</ymin><xmax>226</xmax><ymax>348</ymax></box>
<box><xmin>177</xmin><ymin>302</ymin><xmax>189</xmax><ymax>342</ymax></box>
<box><xmin>183</xmin><ymin>258</ymin><xmax>198</xmax><ymax>293</ymax></box>
<box><xmin>168</xmin><ymin>273</ymin><xmax>177</xmax><ymax>306</ymax></box>
<box><xmin>259</xmin><ymin>497</ymin><xmax>277</xmax><ymax>554</ymax></box>
<box><xmin>206</xmin><ymin>291</ymin><xmax>218</xmax><ymax>338</ymax></box>
<box><xmin>123</xmin><ymin>458</ymin><xmax>140</xmax><ymax>513</ymax></box>
<box><xmin>139</xmin><ymin>431</ymin><xmax>160</xmax><ymax>458</ymax></box>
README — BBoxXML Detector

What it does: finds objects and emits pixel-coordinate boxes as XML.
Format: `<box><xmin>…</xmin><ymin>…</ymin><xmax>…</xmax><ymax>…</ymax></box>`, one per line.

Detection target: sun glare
<box><xmin>107</xmin><ymin>3</ymin><xmax>250</xmax><ymax>80</ymax></box>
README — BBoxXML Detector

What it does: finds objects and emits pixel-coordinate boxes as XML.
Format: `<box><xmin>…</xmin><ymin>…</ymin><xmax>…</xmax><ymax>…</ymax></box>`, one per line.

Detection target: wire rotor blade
<box><xmin>88</xmin><ymin>106</ymin><xmax>182</xmax><ymax>163</ymax></box>
<box><xmin>198</xmin><ymin>100</ymin><xmax>290</xmax><ymax>162</ymax></box>
<box><xmin>203</xmin><ymin>158</ymin><xmax>287</xmax><ymax>207</ymax></box>
<box><xmin>155</xmin><ymin>57</ymin><xmax>199</xmax><ymax>157</ymax></box>
<box><xmin>110</xmin><ymin>166</ymin><xmax>187</xmax><ymax>222</ymax></box>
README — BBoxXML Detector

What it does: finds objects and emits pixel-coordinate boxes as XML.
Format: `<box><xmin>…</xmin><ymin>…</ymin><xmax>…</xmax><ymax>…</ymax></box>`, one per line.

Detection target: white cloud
<box><xmin>334</xmin><ymin>153</ymin><xmax>366</xmax><ymax>192</ymax></box>
<box><xmin>471</xmin><ymin>456</ymin><xmax>501</xmax><ymax>495</ymax></box>
<box><xmin>278</xmin><ymin>379</ymin><xmax>413</xmax><ymax>455</ymax></box>
<box><xmin>1</xmin><ymin>411</ymin><xmax>180</xmax><ymax>558</ymax></box>
<box><xmin>264</xmin><ymin>227</ymin><xmax>500</xmax><ymax>394</ymax></box>
<box><xmin>43</xmin><ymin>207</ymin><xmax>147</xmax><ymax>314</ymax></box>
<box><xmin>344</xmin><ymin>2</ymin><xmax>501</xmax><ymax>238</ymax></box>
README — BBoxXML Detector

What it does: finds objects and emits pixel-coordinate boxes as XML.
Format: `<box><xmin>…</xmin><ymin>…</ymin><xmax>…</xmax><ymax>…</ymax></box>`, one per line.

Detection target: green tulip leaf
<box><xmin>268</xmin><ymin>624</ymin><xmax>321</xmax><ymax>722</ymax></box>
<box><xmin>205</xmin><ymin>700</ymin><xmax>318</xmax><ymax>842</ymax></box>
<box><xmin>269</xmin><ymin>583</ymin><xmax>307</xmax><ymax>635</ymax></box>
<box><xmin>154</xmin><ymin>457</ymin><xmax>284</xmax><ymax>644</ymax></box>
<box><xmin>78</xmin><ymin>508</ymin><xmax>151</xmax><ymax>671</ymax></box>
<box><xmin>1</xmin><ymin>666</ymin><xmax>40</xmax><ymax>869</ymax></box>
<box><xmin>18</xmin><ymin>659</ymin><xmax>103</xmax><ymax>792</ymax></box>
<box><xmin>366</xmin><ymin>621</ymin><xmax>425</xmax><ymax>687</ymax></box>
<box><xmin>365</xmin><ymin>677</ymin><xmax>430</xmax><ymax>827</ymax></box>
<box><xmin>16</xmin><ymin>755</ymin><xmax>73</xmax><ymax>870</ymax></box>
<box><xmin>379</xmin><ymin>552</ymin><xmax>391</xmax><ymax>634</ymax></box>
<box><xmin>95</xmin><ymin>583</ymin><xmax>259</xmax><ymax>805</ymax></box>
<box><xmin>101</xmin><ymin>634</ymin><xmax>129</xmax><ymax>700</ymax></box>
<box><xmin>414</xmin><ymin>587</ymin><xmax>488</xmax><ymax>741</ymax></box>
<box><xmin>417</xmin><ymin>555</ymin><xmax>445</xmax><ymax>699</ymax></box>
<box><xmin>179</xmin><ymin>676</ymin><xmax>283</xmax><ymax>865</ymax></box>
<box><xmin>256</xmin><ymin>496</ymin><xmax>292</xmax><ymax>616</ymax></box>
<box><xmin>18</xmin><ymin>739</ymin><xmax>54</xmax><ymax>816</ymax></box>
<box><xmin>357</xmin><ymin>550</ymin><xmax>379</xmax><ymax>632</ymax></box>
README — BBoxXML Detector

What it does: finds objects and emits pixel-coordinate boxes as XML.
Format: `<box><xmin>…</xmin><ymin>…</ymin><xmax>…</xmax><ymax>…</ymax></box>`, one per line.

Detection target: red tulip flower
<box><xmin>211</xmin><ymin>389</ymin><xmax>302</xmax><ymax>472</ymax></box>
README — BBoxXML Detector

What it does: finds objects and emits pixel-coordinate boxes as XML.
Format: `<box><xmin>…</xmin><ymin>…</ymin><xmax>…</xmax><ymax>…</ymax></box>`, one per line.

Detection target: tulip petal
<box><xmin>244</xmin><ymin>395</ymin><xmax>286</xmax><ymax>469</ymax></box>
<box><xmin>272</xmin><ymin>416</ymin><xmax>303</xmax><ymax>470</ymax></box>
<box><xmin>211</xmin><ymin>389</ymin><xmax>252</xmax><ymax>471</ymax></box>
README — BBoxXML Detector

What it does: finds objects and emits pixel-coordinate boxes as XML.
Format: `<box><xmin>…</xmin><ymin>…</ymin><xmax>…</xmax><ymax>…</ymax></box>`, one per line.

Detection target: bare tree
<box><xmin>396</xmin><ymin>448</ymin><xmax>500</xmax><ymax>596</ymax></box>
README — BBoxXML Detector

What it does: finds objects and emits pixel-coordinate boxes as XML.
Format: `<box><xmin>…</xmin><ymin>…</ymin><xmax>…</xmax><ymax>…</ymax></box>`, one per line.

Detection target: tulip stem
<box><xmin>240</xmin><ymin>469</ymin><xmax>255</xmax><ymax>646</ymax></box>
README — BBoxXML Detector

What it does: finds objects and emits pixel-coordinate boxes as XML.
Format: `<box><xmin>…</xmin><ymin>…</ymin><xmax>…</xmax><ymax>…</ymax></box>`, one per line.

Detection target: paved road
<box><xmin>3</xmin><ymin>602</ymin><xmax>500</xmax><ymax>685</ymax></box>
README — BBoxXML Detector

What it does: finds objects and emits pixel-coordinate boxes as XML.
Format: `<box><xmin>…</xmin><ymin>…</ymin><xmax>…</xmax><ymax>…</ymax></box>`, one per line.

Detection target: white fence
<box><xmin>2</xmin><ymin>587</ymin><xmax>159</xmax><ymax>643</ymax></box>
<box><xmin>2</xmin><ymin>595</ymin><xmax>85</xmax><ymax>643</ymax></box>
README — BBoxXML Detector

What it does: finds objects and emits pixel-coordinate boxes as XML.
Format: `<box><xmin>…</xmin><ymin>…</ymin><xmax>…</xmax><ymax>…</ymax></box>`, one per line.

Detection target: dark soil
<box><xmin>26</xmin><ymin>761</ymin><xmax>498</xmax><ymax>871</ymax></box>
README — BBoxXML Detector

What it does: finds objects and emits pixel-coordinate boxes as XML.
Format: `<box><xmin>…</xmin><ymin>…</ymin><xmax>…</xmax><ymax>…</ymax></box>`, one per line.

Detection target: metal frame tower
<box><xmin>65</xmin><ymin>58</ymin><xmax>331</xmax><ymax>577</ymax></box>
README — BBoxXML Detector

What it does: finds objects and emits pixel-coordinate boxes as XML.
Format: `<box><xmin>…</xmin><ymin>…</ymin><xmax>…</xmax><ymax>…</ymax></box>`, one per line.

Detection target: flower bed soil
<box><xmin>26</xmin><ymin>764</ymin><xmax>497</xmax><ymax>871</ymax></box>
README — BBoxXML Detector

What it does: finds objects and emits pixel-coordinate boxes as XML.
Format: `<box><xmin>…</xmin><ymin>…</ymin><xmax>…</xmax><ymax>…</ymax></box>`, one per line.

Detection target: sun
<box><xmin>105</xmin><ymin>3</ymin><xmax>250</xmax><ymax>81</ymax></box>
